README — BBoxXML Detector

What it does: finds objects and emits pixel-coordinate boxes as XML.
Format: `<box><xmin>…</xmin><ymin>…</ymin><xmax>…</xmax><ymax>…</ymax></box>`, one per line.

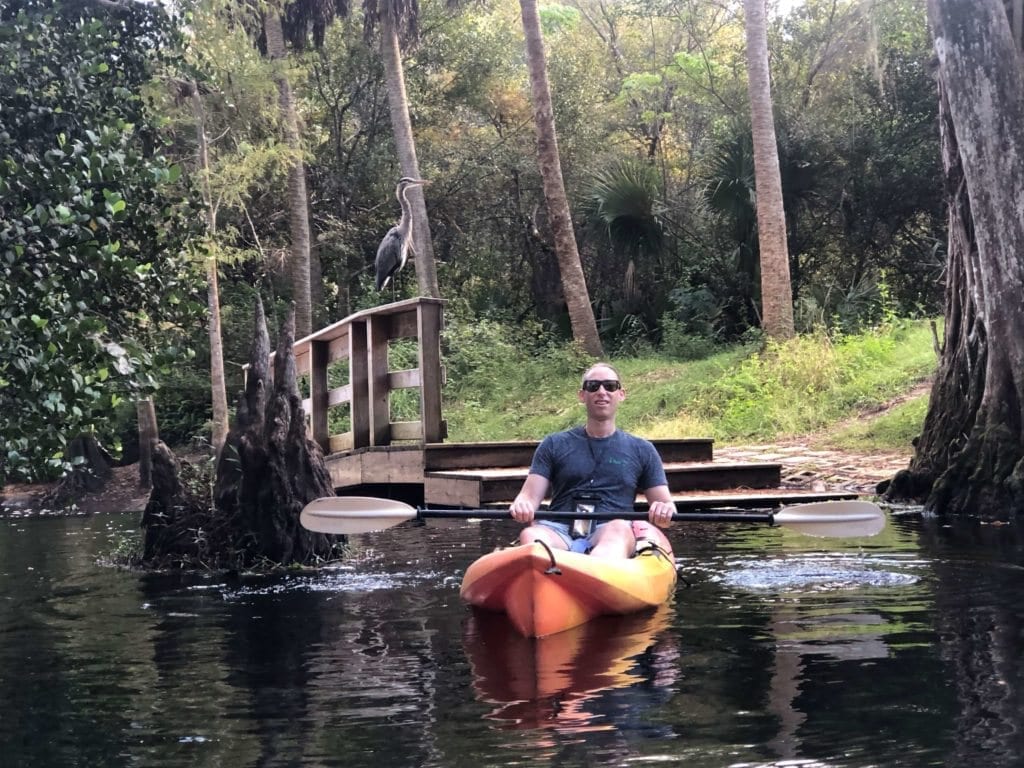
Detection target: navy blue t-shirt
<box><xmin>529</xmin><ymin>427</ymin><xmax>668</xmax><ymax>514</ymax></box>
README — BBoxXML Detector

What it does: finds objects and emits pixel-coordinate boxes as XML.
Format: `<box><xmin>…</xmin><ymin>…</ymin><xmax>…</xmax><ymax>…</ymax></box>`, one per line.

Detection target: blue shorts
<box><xmin>537</xmin><ymin>520</ymin><xmax>609</xmax><ymax>553</ymax></box>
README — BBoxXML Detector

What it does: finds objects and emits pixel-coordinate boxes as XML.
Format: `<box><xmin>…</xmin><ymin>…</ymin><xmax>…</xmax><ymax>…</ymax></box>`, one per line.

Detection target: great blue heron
<box><xmin>375</xmin><ymin>177</ymin><xmax>429</xmax><ymax>291</ymax></box>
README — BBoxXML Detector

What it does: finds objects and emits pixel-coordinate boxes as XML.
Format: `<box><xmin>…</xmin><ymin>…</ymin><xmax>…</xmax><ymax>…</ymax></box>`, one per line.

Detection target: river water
<box><xmin>1</xmin><ymin>507</ymin><xmax>1022</xmax><ymax>767</ymax></box>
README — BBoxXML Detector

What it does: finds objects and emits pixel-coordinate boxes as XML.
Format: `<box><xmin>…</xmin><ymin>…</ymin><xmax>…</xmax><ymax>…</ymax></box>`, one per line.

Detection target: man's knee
<box><xmin>599</xmin><ymin>519</ymin><xmax>634</xmax><ymax>539</ymax></box>
<box><xmin>519</xmin><ymin>525</ymin><xmax>568</xmax><ymax>548</ymax></box>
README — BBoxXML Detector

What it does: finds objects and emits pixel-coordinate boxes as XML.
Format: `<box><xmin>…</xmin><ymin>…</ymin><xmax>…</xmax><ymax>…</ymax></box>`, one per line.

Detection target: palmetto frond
<box><xmin>282</xmin><ymin>0</ymin><xmax>351</xmax><ymax>49</ymax></box>
<box><xmin>703</xmin><ymin>131</ymin><xmax>756</xmax><ymax>242</ymax></box>
<box><xmin>361</xmin><ymin>0</ymin><xmax>420</xmax><ymax>45</ymax></box>
<box><xmin>585</xmin><ymin>159</ymin><xmax>665</xmax><ymax>259</ymax></box>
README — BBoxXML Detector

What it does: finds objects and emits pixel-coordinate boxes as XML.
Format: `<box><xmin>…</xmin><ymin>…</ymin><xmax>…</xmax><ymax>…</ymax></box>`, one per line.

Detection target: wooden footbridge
<box><xmin>292</xmin><ymin>298</ymin><xmax>857</xmax><ymax>509</ymax></box>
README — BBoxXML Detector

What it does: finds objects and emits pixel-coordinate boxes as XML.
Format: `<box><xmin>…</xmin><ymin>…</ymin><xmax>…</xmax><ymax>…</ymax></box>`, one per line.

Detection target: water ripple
<box><xmin>223</xmin><ymin>569</ymin><xmax>444</xmax><ymax>597</ymax></box>
<box><xmin>700</xmin><ymin>553</ymin><xmax>922</xmax><ymax>592</ymax></box>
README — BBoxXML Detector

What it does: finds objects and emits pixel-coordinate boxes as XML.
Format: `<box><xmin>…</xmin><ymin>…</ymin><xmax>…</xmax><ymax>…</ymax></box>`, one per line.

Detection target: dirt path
<box><xmin>714</xmin><ymin>443</ymin><xmax>909</xmax><ymax>494</ymax></box>
<box><xmin>713</xmin><ymin>384</ymin><xmax>926</xmax><ymax>494</ymax></box>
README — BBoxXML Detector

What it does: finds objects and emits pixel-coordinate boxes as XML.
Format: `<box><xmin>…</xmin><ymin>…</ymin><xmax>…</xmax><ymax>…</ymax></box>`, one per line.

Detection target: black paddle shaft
<box><xmin>416</xmin><ymin>508</ymin><xmax>777</xmax><ymax>525</ymax></box>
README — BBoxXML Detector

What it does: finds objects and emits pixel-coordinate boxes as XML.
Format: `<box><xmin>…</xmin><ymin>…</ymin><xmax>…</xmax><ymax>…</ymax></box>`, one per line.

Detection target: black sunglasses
<box><xmin>582</xmin><ymin>379</ymin><xmax>621</xmax><ymax>393</ymax></box>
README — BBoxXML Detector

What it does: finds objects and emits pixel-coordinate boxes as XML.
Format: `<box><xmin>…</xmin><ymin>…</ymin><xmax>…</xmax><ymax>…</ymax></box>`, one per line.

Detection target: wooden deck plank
<box><xmin>422</xmin><ymin>438</ymin><xmax>714</xmax><ymax>470</ymax></box>
<box><xmin>659</xmin><ymin>488</ymin><xmax>858</xmax><ymax>507</ymax></box>
<box><xmin>325</xmin><ymin>445</ymin><xmax>426</xmax><ymax>487</ymax></box>
<box><xmin>422</xmin><ymin>462</ymin><xmax>785</xmax><ymax>507</ymax></box>
<box><xmin>650</xmin><ymin>438</ymin><xmax>714</xmax><ymax>463</ymax></box>
<box><xmin>424</xmin><ymin>461</ymin><xmax>781</xmax><ymax>480</ymax></box>
<box><xmin>424</xmin><ymin>442</ymin><xmax>539</xmax><ymax>471</ymax></box>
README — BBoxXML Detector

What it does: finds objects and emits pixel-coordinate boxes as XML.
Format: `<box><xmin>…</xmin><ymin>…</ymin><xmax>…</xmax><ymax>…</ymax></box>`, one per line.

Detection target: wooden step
<box><xmin>424</xmin><ymin>442</ymin><xmax>538</xmax><ymax>471</ymax></box>
<box><xmin>651</xmin><ymin>438</ymin><xmax>714</xmax><ymax>463</ymax></box>
<box><xmin>424</xmin><ymin>460</ymin><xmax>782</xmax><ymax>508</ymax></box>
<box><xmin>423</xmin><ymin>438</ymin><xmax>714</xmax><ymax>471</ymax></box>
<box><xmin>662</xmin><ymin>460</ymin><xmax>781</xmax><ymax>491</ymax></box>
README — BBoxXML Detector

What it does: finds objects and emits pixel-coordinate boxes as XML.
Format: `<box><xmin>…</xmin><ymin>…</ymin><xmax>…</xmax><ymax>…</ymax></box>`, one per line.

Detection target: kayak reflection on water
<box><xmin>463</xmin><ymin>602</ymin><xmax>677</xmax><ymax>734</ymax></box>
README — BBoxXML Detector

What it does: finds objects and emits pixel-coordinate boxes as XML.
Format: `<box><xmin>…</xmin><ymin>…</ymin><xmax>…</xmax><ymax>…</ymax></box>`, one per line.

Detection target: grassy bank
<box><xmin>443</xmin><ymin>319</ymin><xmax>937</xmax><ymax>453</ymax></box>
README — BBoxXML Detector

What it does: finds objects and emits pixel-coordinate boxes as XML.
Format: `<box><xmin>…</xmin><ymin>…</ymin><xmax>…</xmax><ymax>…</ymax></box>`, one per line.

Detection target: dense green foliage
<box><xmin>294</xmin><ymin>0</ymin><xmax>943</xmax><ymax>344</ymax></box>
<box><xmin>0</xmin><ymin>0</ymin><xmax>947</xmax><ymax>481</ymax></box>
<box><xmin>0</xmin><ymin>0</ymin><xmax>204</xmax><ymax>482</ymax></box>
<box><xmin>188</xmin><ymin>0</ymin><xmax>942</xmax><ymax>359</ymax></box>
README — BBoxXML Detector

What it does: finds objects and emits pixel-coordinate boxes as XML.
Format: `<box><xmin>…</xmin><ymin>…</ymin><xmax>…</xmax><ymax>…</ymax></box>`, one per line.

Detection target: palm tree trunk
<box><xmin>743</xmin><ymin>0</ymin><xmax>794</xmax><ymax>340</ymax></box>
<box><xmin>191</xmin><ymin>88</ymin><xmax>229</xmax><ymax>456</ymax></box>
<box><xmin>264</xmin><ymin>11</ymin><xmax>314</xmax><ymax>337</ymax></box>
<box><xmin>519</xmin><ymin>0</ymin><xmax>603</xmax><ymax>357</ymax></box>
<box><xmin>380</xmin><ymin>14</ymin><xmax>440</xmax><ymax>298</ymax></box>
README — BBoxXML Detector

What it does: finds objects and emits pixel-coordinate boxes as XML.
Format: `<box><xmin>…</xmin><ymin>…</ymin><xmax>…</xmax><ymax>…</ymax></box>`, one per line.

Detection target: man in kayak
<box><xmin>509</xmin><ymin>362</ymin><xmax>676</xmax><ymax>558</ymax></box>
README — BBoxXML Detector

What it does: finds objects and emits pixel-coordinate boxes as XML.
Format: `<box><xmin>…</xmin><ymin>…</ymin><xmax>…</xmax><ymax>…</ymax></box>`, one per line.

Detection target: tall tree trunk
<box><xmin>519</xmin><ymin>0</ymin><xmax>604</xmax><ymax>357</ymax></box>
<box><xmin>743</xmin><ymin>0</ymin><xmax>795</xmax><ymax>341</ymax></box>
<box><xmin>886</xmin><ymin>0</ymin><xmax>1024</xmax><ymax>515</ymax></box>
<box><xmin>264</xmin><ymin>11</ymin><xmax>313</xmax><ymax>338</ymax></box>
<box><xmin>206</xmin><ymin>261</ymin><xmax>229</xmax><ymax>453</ymax></box>
<box><xmin>380</xmin><ymin>14</ymin><xmax>440</xmax><ymax>299</ymax></box>
<box><xmin>136</xmin><ymin>397</ymin><xmax>158</xmax><ymax>490</ymax></box>
<box><xmin>191</xmin><ymin>87</ymin><xmax>229</xmax><ymax>456</ymax></box>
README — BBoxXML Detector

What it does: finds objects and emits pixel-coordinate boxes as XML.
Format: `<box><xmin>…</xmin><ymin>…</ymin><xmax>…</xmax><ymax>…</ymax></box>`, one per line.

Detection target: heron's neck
<box><xmin>398</xmin><ymin>188</ymin><xmax>414</xmax><ymax>231</ymax></box>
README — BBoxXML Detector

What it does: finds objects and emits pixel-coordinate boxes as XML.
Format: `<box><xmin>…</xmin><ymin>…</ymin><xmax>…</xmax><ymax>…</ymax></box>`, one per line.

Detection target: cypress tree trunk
<box><xmin>142</xmin><ymin>299</ymin><xmax>339</xmax><ymax>568</ymax></box>
<box><xmin>213</xmin><ymin>299</ymin><xmax>337</xmax><ymax>564</ymax></box>
<box><xmin>885</xmin><ymin>0</ymin><xmax>1024</xmax><ymax>515</ymax></box>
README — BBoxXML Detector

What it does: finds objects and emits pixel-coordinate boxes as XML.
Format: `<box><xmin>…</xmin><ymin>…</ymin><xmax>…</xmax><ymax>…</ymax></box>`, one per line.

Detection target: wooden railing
<box><xmin>292</xmin><ymin>297</ymin><xmax>445</xmax><ymax>454</ymax></box>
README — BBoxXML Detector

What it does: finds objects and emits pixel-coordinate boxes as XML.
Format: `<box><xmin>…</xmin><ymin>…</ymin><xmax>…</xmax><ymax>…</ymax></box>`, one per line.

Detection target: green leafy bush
<box><xmin>0</xmin><ymin>1</ymin><xmax>203</xmax><ymax>483</ymax></box>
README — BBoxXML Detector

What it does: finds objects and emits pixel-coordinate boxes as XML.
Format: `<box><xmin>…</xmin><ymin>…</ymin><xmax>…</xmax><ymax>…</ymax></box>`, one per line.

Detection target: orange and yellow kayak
<box><xmin>459</xmin><ymin>525</ymin><xmax>677</xmax><ymax>638</ymax></box>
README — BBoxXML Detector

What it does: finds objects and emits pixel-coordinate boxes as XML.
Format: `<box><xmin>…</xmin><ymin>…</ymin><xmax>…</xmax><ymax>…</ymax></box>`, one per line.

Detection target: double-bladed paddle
<box><xmin>300</xmin><ymin>496</ymin><xmax>885</xmax><ymax>538</ymax></box>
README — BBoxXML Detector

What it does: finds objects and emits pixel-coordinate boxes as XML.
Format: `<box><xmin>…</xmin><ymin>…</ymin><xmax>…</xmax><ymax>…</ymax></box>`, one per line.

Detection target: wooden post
<box><xmin>418</xmin><ymin>301</ymin><xmax>443</xmax><ymax>443</ymax></box>
<box><xmin>309</xmin><ymin>340</ymin><xmax>329</xmax><ymax>451</ymax></box>
<box><xmin>367</xmin><ymin>314</ymin><xmax>391</xmax><ymax>446</ymax></box>
<box><xmin>349</xmin><ymin>320</ymin><xmax>370</xmax><ymax>449</ymax></box>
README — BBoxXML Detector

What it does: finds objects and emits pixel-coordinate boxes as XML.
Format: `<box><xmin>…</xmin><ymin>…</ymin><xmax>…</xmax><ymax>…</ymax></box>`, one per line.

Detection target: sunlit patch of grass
<box><xmin>820</xmin><ymin>393</ymin><xmax>930</xmax><ymax>453</ymax></box>
<box><xmin>688</xmin><ymin>322</ymin><xmax>937</xmax><ymax>441</ymax></box>
<box><xmin>443</xmin><ymin>319</ymin><xmax>938</xmax><ymax>448</ymax></box>
<box><xmin>635</xmin><ymin>413</ymin><xmax>716</xmax><ymax>440</ymax></box>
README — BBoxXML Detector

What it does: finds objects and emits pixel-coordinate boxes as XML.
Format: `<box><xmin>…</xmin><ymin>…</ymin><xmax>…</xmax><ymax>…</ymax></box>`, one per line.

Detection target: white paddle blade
<box><xmin>774</xmin><ymin>500</ymin><xmax>885</xmax><ymax>538</ymax></box>
<box><xmin>300</xmin><ymin>496</ymin><xmax>418</xmax><ymax>535</ymax></box>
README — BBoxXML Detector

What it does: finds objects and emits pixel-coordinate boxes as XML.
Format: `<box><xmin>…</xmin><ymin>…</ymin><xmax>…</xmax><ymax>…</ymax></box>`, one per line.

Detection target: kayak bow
<box><xmin>460</xmin><ymin>530</ymin><xmax>677</xmax><ymax>637</ymax></box>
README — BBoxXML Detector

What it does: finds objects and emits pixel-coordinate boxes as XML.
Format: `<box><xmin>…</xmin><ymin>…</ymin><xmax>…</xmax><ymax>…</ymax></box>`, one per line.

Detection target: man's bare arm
<box><xmin>510</xmin><ymin>474</ymin><xmax>550</xmax><ymax>523</ymax></box>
